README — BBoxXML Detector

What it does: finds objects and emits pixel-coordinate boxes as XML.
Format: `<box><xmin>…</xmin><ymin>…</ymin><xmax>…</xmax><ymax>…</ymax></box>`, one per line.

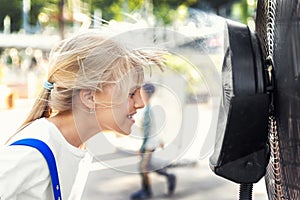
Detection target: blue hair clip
<box><xmin>43</xmin><ymin>81</ymin><xmax>54</xmax><ymax>91</ymax></box>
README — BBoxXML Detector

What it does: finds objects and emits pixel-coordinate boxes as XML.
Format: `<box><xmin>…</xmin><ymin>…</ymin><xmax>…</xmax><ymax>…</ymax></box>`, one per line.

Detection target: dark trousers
<box><xmin>140</xmin><ymin>150</ymin><xmax>170</xmax><ymax>191</ymax></box>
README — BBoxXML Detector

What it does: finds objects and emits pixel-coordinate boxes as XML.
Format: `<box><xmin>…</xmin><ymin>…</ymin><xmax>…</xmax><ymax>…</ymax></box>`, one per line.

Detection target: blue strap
<box><xmin>10</xmin><ymin>139</ymin><xmax>62</xmax><ymax>200</ymax></box>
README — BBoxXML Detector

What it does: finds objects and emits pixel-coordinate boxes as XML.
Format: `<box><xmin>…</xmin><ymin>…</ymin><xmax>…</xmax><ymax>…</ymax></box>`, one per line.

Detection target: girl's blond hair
<box><xmin>20</xmin><ymin>31</ymin><xmax>164</xmax><ymax>129</ymax></box>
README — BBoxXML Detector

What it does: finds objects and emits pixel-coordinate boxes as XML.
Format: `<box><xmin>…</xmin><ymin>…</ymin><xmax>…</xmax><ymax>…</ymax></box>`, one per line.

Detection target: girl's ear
<box><xmin>79</xmin><ymin>89</ymin><xmax>95</xmax><ymax>109</ymax></box>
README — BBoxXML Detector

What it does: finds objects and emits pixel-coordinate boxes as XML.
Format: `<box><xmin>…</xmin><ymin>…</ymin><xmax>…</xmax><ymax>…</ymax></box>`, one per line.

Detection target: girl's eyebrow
<box><xmin>129</xmin><ymin>86</ymin><xmax>141</xmax><ymax>97</ymax></box>
<box><xmin>130</xmin><ymin>86</ymin><xmax>141</xmax><ymax>91</ymax></box>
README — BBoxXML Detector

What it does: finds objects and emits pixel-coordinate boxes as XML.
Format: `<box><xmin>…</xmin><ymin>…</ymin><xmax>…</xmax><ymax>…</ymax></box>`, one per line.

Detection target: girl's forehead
<box><xmin>128</xmin><ymin>69</ymin><xmax>144</xmax><ymax>85</ymax></box>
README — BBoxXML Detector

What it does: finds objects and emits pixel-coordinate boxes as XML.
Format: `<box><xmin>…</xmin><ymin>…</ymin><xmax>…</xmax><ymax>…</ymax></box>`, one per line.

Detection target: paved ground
<box><xmin>81</xmin><ymin>155</ymin><xmax>268</xmax><ymax>200</ymax></box>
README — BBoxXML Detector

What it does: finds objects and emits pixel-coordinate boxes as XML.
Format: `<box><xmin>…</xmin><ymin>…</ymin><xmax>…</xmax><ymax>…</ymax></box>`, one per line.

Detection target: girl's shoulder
<box><xmin>8</xmin><ymin>118</ymin><xmax>55</xmax><ymax>143</ymax></box>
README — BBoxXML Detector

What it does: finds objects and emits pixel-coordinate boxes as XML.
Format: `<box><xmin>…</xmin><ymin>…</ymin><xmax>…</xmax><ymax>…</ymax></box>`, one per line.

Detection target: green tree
<box><xmin>28</xmin><ymin>0</ymin><xmax>45</xmax><ymax>26</ymax></box>
<box><xmin>90</xmin><ymin>0</ymin><xmax>144</xmax><ymax>22</ymax></box>
<box><xmin>0</xmin><ymin>0</ymin><xmax>21</xmax><ymax>32</ymax></box>
<box><xmin>152</xmin><ymin>0</ymin><xmax>190</xmax><ymax>25</ymax></box>
<box><xmin>38</xmin><ymin>0</ymin><xmax>60</xmax><ymax>27</ymax></box>
<box><xmin>0</xmin><ymin>0</ymin><xmax>57</xmax><ymax>32</ymax></box>
<box><xmin>90</xmin><ymin>0</ymin><xmax>195</xmax><ymax>25</ymax></box>
<box><xmin>231</xmin><ymin>0</ymin><xmax>257</xmax><ymax>24</ymax></box>
<box><xmin>0</xmin><ymin>0</ymin><xmax>255</xmax><ymax>33</ymax></box>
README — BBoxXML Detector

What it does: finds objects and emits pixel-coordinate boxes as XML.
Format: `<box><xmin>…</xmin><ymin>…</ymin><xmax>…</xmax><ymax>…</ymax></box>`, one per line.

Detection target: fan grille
<box><xmin>256</xmin><ymin>0</ymin><xmax>300</xmax><ymax>199</ymax></box>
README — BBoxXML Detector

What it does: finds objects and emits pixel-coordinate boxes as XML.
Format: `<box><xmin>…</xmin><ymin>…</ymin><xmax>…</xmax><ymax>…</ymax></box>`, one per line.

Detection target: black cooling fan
<box><xmin>209</xmin><ymin>20</ymin><xmax>271</xmax><ymax>184</ymax></box>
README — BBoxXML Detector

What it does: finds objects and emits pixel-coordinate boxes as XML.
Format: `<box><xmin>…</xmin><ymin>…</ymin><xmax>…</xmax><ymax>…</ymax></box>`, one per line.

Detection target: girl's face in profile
<box><xmin>93</xmin><ymin>72</ymin><xmax>145</xmax><ymax>135</ymax></box>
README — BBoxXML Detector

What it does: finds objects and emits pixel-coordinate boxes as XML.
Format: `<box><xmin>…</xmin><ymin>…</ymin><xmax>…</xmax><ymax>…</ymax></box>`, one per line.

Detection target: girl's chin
<box><xmin>106</xmin><ymin>127</ymin><xmax>131</xmax><ymax>136</ymax></box>
<box><xmin>117</xmin><ymin>129</ymin><xmax>131</xmax><ymax>136</ymax></box>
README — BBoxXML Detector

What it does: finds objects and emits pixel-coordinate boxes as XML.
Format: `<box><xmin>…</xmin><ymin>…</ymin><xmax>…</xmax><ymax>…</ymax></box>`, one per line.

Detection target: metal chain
<box><xmin>266</xmin><ymin>0</ymin><xmax>277</xmax><ymax>60</ymax></box>
<box><xmin>266</xmin><ymin>115</ymin><xmax>286</xmax><ymax>200</ymax></box>
<box><xmin>263</xmin><ymin>1</ymin><xmax>287</xmax><ymax>199</ymax></box>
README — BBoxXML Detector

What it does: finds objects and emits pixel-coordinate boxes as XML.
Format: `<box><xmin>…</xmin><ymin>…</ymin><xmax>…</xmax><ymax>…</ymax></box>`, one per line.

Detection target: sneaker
<box><xmin>167</xmin><ymin>174</ymin><xmax>176</xmax><ymax>195</ymax></box>
<box><xmin>130</xmin><ymin>189</ymin><xmax>152</xmax><ymax>200</ymax></box>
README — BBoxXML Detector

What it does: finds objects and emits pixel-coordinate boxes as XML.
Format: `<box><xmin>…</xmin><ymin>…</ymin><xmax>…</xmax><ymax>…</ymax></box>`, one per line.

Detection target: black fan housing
<box><xmin>209</xmin><ymin>20</ymin><xmax>270</xmax><ymax>184</ymax></box>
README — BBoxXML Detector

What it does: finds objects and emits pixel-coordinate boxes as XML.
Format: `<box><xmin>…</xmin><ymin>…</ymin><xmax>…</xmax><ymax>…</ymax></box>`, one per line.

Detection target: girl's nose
<box><xmin>134</xmin><ymin>91</ymin><xmax>145</xmax><ymax>109</ymax></box>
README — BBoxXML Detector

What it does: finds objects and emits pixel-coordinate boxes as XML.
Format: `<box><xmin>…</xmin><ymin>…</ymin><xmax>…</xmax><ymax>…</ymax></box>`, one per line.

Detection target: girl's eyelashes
<box><xmin>128</xmin><ymin>87</ymin><xmax>140</xmax><ymax>98</ymax></box>
<box><xmin>129</xmin><ymin>92</ymin><xmax>135</xmax><ymax>97</ymax></box>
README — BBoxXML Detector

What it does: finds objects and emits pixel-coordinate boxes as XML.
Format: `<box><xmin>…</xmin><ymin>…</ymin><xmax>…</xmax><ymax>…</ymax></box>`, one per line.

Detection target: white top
<box><xmin>0</xmin><ymin>118</ymin><xmax>86</xmax><ymax>200</ymax></box>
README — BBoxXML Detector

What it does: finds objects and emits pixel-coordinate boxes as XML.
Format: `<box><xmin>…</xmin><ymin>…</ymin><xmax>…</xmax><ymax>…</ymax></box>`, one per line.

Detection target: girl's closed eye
<box><xmin>129</xmin><ymin>92</ymin><xmax>135</xmax><ymax>97</ymax></box>
<box><xmin>129</xmin><ymin>87</ymin><xmax>141</xmax><ymax>98</ymax></box>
